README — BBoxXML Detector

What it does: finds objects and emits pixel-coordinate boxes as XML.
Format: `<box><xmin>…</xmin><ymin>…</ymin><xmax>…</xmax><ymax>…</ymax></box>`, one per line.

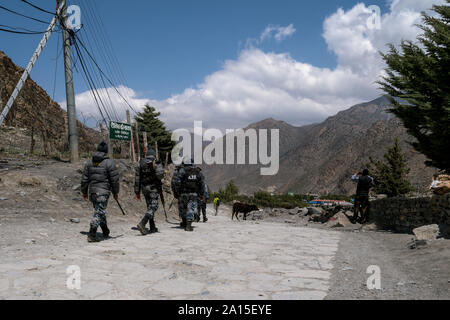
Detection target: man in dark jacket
<box><xmin>81</xmin><ymin>140</ymin><xmax>120</xmax><ymax>242</ymax></box>
<box><xmin>135</xmin><ymin>149</ymin><xmax>165</xmax><ymax>235</ymax></box>
<box><xmin>351</xmin><ymin>169</ymin><xmax>374</xmax><ymax>224</ymax></box>
<box><xmin>171</xmin><ymin>157</ymin><xmax>206</xmax><ymax>231</ymax></box>
<box><xmin>197</xmin><ymin>179</ymin><xmax>210</xmax><ymax>223</ymax></box>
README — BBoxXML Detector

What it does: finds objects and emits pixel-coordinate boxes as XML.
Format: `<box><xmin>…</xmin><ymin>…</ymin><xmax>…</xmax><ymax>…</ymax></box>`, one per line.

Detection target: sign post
<box><xmin>110</xmin><ymin>121</ymin><xmax>132</xmax><ymax>142</ymax></box>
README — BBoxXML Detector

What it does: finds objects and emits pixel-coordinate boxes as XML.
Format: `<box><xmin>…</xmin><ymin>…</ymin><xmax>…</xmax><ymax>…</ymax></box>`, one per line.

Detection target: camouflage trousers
<box><xmin>197</xmin><ymin>199</ymin><xmax>207</xmax><ymax>219</ymax></box>
<box><xmin>142</xmin><ymin>186</ymin><xmax>159</xmax><ymax>223</ymax></box>
<box><xmin>179</xmin><ymin>193</ymin><xmax>199</xmax><ymax>222</ymax></box>
<box><xmin>90</xmin><ymin>193</ymin><xmax>109</xmax><ymax>230</ymax></box>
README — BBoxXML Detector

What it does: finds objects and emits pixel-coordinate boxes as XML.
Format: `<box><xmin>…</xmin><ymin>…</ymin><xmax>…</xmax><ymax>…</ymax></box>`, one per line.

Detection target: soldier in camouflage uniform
<box><xmin>171</xmin><ymin>157</ymin><xmax>206</xmax><ymax>232</ymax></box>
<box><xmin>135</xmin><ymin>149</ymin><xmax>165</xmax><ymax>235</ymax></box>
<box><xmin>81</xmin><ymin>140</ymin><xmax>120</xmax><ymax>243</ymax></box>
<box><xmin>196</xmin><ymin>178</ymin><xmax>210</xmax><ymax>223</ymax></box>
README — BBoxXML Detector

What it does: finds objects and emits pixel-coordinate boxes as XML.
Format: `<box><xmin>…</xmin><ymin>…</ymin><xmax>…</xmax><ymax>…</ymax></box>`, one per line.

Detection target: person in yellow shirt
<box><xmin>213</xmin><ymin>197</ymin><xmax>220</xmax><ymax>216</ymax></box>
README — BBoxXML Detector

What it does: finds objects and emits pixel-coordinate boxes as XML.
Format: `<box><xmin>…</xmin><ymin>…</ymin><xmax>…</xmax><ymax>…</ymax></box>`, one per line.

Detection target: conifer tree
<box><xmin>134</xmin><ymin>104</ymin><xmax>174</xmax><ymax>160</ymax></box>
<box><xmin>378</xmin><ymin>1</ymin><xmax>450</xmax><ymax>172</ymax></box>
<box><xmin>368</xmin><ymin>138</ymin><xmax>413</xmax><ymax>197</ymax></box>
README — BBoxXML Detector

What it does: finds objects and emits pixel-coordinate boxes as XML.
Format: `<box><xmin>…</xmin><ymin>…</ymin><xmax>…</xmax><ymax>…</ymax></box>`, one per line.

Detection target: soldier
<box><xmin>81</xmin><ymin>140</ymin><xmax>120</xmax><ymax>243</ymax></box>
<box><xmin>197</xmin><ymin>181</ymin><xmax>210</xmax><ymax>223</ymax></box>
<box><xmin>351</xmin><ymin>169</ymin><xmax>374</xmax><ymax>224</ymax></box>
<box><xmin>135</xmin><ymin>149</ymin><xmax>165</xmax><ymax>235</ymax></box>
<box><xmin>171</xmin><ymin>157</ymin><xmax>206</xmax><ymax>232</ymax></box>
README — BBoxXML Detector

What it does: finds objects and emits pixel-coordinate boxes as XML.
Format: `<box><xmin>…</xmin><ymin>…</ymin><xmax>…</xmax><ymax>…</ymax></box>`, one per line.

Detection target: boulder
<box><xmin>307</xmin><ymin>207</ymin><xmax>324</xmax><ymax>216</ymax></box>
<box><xmin>413</xmin><ymin>224</ymin><xmax>440</xmax><ymax>241</ymax></box>
<box><xmin>19</xmin><ymin>176</ymin><xmax>42</xmax><ymax>187</ymax></box>
<box><xmin>326</xmin><ymin>212</ymin><xmax>353</xmax><ymax>228</ymax></box>
<box><xmin>289</xmin><ymin>207</ymin><xmax>300</xmax><ymax>215</ymax></box>
<box><xmin>298</xmin><ymin>208</ymin><xmax>309</xmax><ymax>217</ymax></box>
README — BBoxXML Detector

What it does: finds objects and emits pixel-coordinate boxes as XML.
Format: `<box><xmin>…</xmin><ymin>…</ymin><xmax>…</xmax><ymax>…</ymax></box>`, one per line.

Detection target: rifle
<box><xmin>114</xmin><ymin>198</ymin><xmax>126</xmax><ymax>216</ymax></box>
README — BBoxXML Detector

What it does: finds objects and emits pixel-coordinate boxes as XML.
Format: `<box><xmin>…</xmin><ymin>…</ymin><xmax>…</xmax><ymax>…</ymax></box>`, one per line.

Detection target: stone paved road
<box><xmin>0</xmin><ymin>208</ymin><xmax>341</xmax><ymax>300</ymax></box>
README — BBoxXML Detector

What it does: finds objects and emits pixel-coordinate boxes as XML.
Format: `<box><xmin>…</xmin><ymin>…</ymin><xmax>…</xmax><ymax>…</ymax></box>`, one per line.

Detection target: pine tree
<box><xmin>134</xmin><ymin>104</ymin><xmax>175</xmax><ymax>160</ymax></box>
<box><xmin>367</xmin><ymin>138</ymin><xmax>413</xmax><ymax>198</ymax></box>
<box><xmin>378</xmin><ymin>1</ymin><xmax>450</xmax><ymax>172</ymax></box>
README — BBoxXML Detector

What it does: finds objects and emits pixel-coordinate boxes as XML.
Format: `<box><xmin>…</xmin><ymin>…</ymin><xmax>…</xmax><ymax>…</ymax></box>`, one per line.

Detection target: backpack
<box><xmin>140</xmin><ymin>158</ymin><xmax>159</xmax><ymax>186</ymax></box>
<box><xmin>182</xmin><ymin>166</ymin><xmax>201</xmax><ymax>193</ymax></box>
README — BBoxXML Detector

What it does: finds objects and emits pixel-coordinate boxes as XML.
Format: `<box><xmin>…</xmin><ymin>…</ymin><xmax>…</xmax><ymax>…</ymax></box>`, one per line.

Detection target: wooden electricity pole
<box><xmin>135</xmin><ymin>121</ymin><xmax>140</xmax><ymax>161</ymax></box>
<box><xmin>61</xmin><ymin>1</ymin><xmax>79</xmax><ymax>163</ymax></box>
<box><xmin>126</xmin><ymin>110</ymin><xmax>135</xmax><ymax>162</ymax></box>
<box><xmin>143</xmin><ymin>132</ymin><xmax>148</xmax><ymax>155</ymax></box>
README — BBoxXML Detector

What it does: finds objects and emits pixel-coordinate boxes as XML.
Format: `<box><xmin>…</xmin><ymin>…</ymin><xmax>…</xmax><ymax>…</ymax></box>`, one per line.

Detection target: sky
<box><xmin>0</xmin><ymin>0</ymin><xmax>445</xmax><ymax>131</ymax></box>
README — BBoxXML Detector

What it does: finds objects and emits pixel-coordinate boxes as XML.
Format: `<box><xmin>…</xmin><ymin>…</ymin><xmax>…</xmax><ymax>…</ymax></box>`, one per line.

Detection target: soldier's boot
<box><xmin>180</xmin><ymin>218</ymin><xmax>186</xmax><ymax>228</ymax></box>
<box><xmin>185</xmin><ymin>221</ymin><xmax>193</xmax><ymax>232</ymax></box>
<box><xmin>149</xmin><ymin>219</ymin><xmax>158</xmax><ymax>233</ymax></box>
<box><xmin>100</xmin><ymin>224</ymin><xmax>110</xmax><ymax>238</ymax></box>
<box><xmin>137</xmin><ymin>218</ymin><xmax>148</xmax><ymax>235</ymax></box>
<box><xmin>88</xmin><ymin>226</ymin><xmax>99</xmax><ymax>243</ymax></box>
<box><xmin>203</xmin><ymin>215</ymin><xmax>208</xmax><ymax>223</ymax></box>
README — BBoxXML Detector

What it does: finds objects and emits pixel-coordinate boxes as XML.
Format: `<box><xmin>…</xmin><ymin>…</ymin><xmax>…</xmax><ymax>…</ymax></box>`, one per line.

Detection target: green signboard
<box><xmin>109</xmin><ymin>121</ymin><xmax>132</xmax><ymax>141</ymax></box>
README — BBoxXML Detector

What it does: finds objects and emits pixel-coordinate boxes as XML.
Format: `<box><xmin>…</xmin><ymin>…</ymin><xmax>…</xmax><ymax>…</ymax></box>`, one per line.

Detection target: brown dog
<box><xmin>232</xmin><ymin>202</ymin><xmax>260</xmax><ymax>221</ymax></box>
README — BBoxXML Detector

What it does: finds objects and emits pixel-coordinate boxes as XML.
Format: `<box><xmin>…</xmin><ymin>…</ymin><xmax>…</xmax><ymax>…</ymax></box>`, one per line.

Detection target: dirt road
<box><xmin>0</xmin><ymin>159</ymin><xmax>448</xmax><ymax>300</ymax></box>
<box><xmin>0</xmin><ymin>205</ymin><xmax>341</xmax><ymax>300</ymax></box>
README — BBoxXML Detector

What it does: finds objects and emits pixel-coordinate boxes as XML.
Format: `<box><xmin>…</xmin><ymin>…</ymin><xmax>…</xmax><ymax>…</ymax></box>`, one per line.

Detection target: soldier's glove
<box><xmin>136</xmin><ymin>194</ymin><xmax>141</xmax><ymax>201</ymax></box>
<box><xmin>83</xmin><ymin>194</ymin><xmax>88</xmax><ymax>201</ymax></box>
<box><xmin>114</xmin><ymin>194</ymin><xmax>119</xmax><ymax>201</ymax></box>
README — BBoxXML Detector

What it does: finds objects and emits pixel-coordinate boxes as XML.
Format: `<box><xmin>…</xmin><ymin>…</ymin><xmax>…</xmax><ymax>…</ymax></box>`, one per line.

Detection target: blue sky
<box><xmin>0</xmin><ymin>0</ymin><xmax>440</xmax><ymax>130</ymax></box>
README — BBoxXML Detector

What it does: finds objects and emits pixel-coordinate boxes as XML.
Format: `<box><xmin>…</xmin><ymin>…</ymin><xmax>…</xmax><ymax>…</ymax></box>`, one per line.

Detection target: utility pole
<box><xmin>126</xmin><ymin>110</ymin><xmax>136</xmax><ymax>162</ymax></box>
<box><xmin>135</xmin><ymin>121</ymin><xmax>140</xmax><ymax>161</ymax></box>
<box><xmin>61</xmin><ymin>1</ymin><xmax>79</xmax><ymax>163</ymax></box>
<box><xmin>143</xmin><ymin>132</ymin><xmax>148</xmax><ymax>155</ymax></box>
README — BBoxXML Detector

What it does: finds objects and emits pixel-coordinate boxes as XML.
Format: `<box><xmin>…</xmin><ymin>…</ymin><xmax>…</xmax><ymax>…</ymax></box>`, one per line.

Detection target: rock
<box><xmin>309</xmin><ymin>213</ymin><xmax>322</xmax><ymax>222</ymax></box>
<box><xmin>70</xmin><ymin>218</ymin><xmax>80</xmax><ymax>224</ymax></box>
<box><xmin>298</xmin><ymin>208</ymin><xmax>309</xmax><ymax>217</ymax></box>
<box><xmin>326</xmin><ymin>212</ymin><xmax>353</xmax><ymax>228</ymax></box>
<box><xmin>0</xmin><ymin>198</ymin><xmax>8</xmax><ymax>201</ymax></box>
<box><xmin>361</xmin><ymin>223</ymin><xmax>378</xmax><ymax>232</ymax></box>
<box><xmin>72</xmin><ymin>184</ymin><xmax>81</xmax><ymax>191</ymax></box>
<box><xmin>413</xmin><ymin>224</ymin><xmax>440</xmax><ymax>241</ymax></box>
<box><xmin>18</xmin><ymin>176</ymin><xmax>42</xmax><ymax>187</ymax></box>
<box><xmin>25</xmin><ymin>239</ymin><xmax>36</xmax><ymax>245</ymax></box>
<box><xmin>50</xmin><ymin>218</ymin><xmax>56</xmax><ymax>223</ymax></box>
<box><xmin>307</xmin><ymin>207</ymin><xmax>324</xmax><ymax>216</ymax></box>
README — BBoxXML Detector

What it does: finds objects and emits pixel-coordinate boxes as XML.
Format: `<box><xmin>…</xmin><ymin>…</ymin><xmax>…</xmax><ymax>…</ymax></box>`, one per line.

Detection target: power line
<box><xmin>0</xmin><ymin>26</ymin><xmax>47</xmax><ymax>35</ymax></box>
<box><xmin>0</xmin><ymin>5</ymin><xmax>50</xmax><ymax>24</ymax></box>
<box><xmin>21</xmin><ymin>0</ymin><xmax>55</xmax><ymax>16</ymax></box>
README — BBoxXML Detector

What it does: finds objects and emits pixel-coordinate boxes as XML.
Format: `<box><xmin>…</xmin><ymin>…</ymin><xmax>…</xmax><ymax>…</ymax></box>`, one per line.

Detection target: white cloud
<box><xmin>63</xmin><ymin>0</ymin><xmax>445</xmax><ymax>132</ymax></box>
<box><xmin>260</xmin><ymin>24</ymin><xmax>296</xmax><ymax>42</ymax></box>
<box><xmin>59</xmin><ymin>85</ymin><xmax>150</xmax><ymax>126</ymax></box>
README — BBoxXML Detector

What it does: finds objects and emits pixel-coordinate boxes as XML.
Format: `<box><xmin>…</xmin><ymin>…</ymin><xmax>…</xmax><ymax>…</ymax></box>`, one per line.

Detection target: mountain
<box><xmin>201</xmin><ymin>96</ymin><xmax>436</xmax><ymax>195</ymax></box>
<box><xmin>0</xmin><ymin>50</ymin><xmax>100</xmax><ymax>154</ymax></box>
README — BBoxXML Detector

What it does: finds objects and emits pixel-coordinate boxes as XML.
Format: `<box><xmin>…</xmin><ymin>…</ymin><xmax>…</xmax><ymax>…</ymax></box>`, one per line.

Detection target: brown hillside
<box><xmin>0</xmin><ymin>50</ymin><xmax>100</xmax><ymax>155</ymax></box>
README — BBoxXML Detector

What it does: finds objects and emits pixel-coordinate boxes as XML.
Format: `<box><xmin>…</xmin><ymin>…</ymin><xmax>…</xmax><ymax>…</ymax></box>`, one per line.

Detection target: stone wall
<box><xmin>370</xmin><ymin>194</ymin><xmax>450</xmax><ymax>234</ymax></box>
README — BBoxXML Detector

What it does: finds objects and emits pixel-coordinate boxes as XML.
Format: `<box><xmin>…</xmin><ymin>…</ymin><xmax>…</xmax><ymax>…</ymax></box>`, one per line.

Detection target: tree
<box><xmin>367</xmin><ymin>138</ymin><xmax>413</xmax><ymax>198</ymax></box>
<box><xmin>378</xmin><ymin>1</ymin><xmax>450</xmax><ymax>172</ymax></box>
<box><xmin>134</xmin><ymin>104</ymin><xmax>175</xmax><ymax>160</ymax></box>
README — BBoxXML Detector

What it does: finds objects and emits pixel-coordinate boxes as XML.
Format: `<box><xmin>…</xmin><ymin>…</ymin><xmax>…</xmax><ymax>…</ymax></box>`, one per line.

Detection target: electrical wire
<box><xmin>0</xmin><ymin>4</ymin><xmax>50</xmax><ymax>24</ymax></box>
<box><xmin>20</xmin><ymin>0</ymin><xmax>55</xmax><ymax>16</ymax></box>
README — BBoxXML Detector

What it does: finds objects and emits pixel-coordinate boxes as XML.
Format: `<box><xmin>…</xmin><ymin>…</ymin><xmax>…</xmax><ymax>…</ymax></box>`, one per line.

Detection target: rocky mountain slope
<box><xmin>201</xmin><ymin>96</ymin><xmax>437</xmax><ymax>195</ymax></box>
<box><xmin>0</xmin><ymin>50</ymin><xmax>100</xmax><ymax>155</ymax></box>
